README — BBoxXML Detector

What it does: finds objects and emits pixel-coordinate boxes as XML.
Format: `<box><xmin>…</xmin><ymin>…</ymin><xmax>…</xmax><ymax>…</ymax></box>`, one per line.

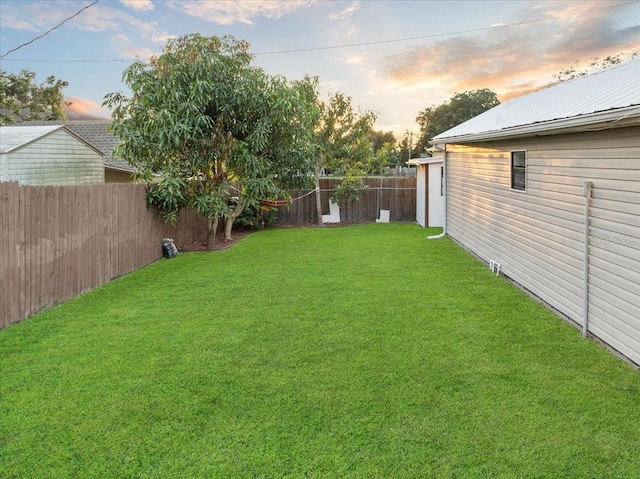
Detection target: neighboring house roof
<box><xmin>433</xmin><ymin>60</ymin><xmax>640</xmax><ymax>144</ymax></box>
<box><xmin>16</xmin><ymin>120</ymin><xmax>133</xmax><ymax>173</ymax></box>
<box><xmin>0</xmin><ymin>125</ymin><xmax>103</xmax><ymax>157</ymax></box>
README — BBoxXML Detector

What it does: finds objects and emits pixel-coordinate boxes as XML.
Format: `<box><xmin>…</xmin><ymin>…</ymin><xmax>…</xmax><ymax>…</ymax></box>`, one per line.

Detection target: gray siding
<box><xmin>4</xmin><ymin>129</ymin><xmax>104</xmax><ymax>185</ymax></box>
<box><xmin>446</xmin><ymin>126</ymin><xmax>640</xmax><ymax>365</ymax></box>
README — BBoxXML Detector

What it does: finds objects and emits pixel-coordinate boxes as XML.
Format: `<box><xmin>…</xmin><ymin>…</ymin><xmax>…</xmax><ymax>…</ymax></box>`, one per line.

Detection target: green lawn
<box><xmin>1</xmin><ymin>224</ymin><xmax>639</xmax><ymax>478</ymax></box>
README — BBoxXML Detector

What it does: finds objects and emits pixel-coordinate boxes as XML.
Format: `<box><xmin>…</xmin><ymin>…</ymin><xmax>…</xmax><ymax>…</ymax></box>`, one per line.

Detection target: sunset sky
<box><xmin>1</xmin><ymin>0</ymin><xmax>639</xmax><ymax>138</ymax></box>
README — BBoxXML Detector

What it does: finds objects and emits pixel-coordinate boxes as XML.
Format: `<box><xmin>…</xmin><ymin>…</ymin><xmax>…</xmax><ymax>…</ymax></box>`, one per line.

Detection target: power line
<box><xmin>1</xmin><ymin>0</ymin><xmax>636</xmax><ymax>62</ymax></box>
<box><xmin>253</xmin><ymin>1</ymin><xmax>638</xmax><ymax>55</ymax></box>
<box><xmin>3</xmin><ymin>58</ymin><xmax>127</xmax><ymax>63</ymax></box>
<box><xmin>0</xmin><ymin>0</ymin><xmax>100</xmax><ymax>59</ymax></box>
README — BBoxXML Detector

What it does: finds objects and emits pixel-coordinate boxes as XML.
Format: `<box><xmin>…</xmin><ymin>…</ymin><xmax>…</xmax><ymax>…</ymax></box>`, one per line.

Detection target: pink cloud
<box><xmin>120</xmin><ymin>0</ymin><xmax>155</xmax><ymax>12</ymax></box>
<box><xmin>378</xmin><ymin>0</ymin><xmax>640</xmax><ymax>102</ymax></box>
<box><xmin>65</xmin><ymin>97</ymin><xmax>109</xmax><ymax>119</ymax></box>
<box><xmin>166</xmin><ymin>0</ymin><xmax>317</xmax><ymax>25</ymax></box>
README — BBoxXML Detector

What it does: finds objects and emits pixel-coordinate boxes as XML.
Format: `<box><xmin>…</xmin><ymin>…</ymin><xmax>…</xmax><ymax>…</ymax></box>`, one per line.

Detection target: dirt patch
<box><xmin>179</xmin><ymin>229</ymin><xmax>253</xmax><ymax>252</ymax></box>
<box><xmin>178</xmin><ymin>222</ymin><xmax>371</xmax><ymax>252</ymax></box>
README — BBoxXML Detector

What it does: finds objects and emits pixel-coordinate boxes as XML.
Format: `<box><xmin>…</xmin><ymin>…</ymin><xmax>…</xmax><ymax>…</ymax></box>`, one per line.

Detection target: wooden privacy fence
<box><xmin>275</xmin><ymin>177</ymin><xmax>416</xmax><ymax>224</ymax></box>
<box><xmin>1</xmin><ymin>177</ymin><xmax>415</xmax><ymax>328</ymax></box>
<box><xmin>1</xmin><ymin>182</ymin><xmax>208</xmax><ymax>328</ymax></box>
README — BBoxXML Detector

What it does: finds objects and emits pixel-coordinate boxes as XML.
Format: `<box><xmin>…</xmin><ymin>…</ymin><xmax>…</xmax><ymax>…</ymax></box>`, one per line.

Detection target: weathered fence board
<box><xmin>0</xmin><ymin>183</ymin><xmax>209</xmax><ymax>328</ymax></box>
<box><xmin>275</xmin><ymin>177</ymin><xmax>416</xmax><ymax>224</ymax></box>
<box><xmin>1</xmin><ymin>177</ymin><xmax>415</xmax><ymax>328</ymax></box>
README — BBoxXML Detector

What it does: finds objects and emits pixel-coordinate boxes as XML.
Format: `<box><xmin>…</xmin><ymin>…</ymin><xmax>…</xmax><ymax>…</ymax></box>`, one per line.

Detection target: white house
<box><xmin>0</xmin><ymin>125</ymin><xmax>104</xmax><ymax>185</ymax></box>
<box><xmin>431</xmin><ymin>61</ymin><xmax>640</xmax><ymax>366</ymax></box>
<box><xmin>407</xmin><ymin>149</ymin><xmax>445</xmax><ymax>227</ymax></box>
<box><xmin>18</xmin><ymin>120</ymin><xmax>137</xmax><ymax>183</ymax></box>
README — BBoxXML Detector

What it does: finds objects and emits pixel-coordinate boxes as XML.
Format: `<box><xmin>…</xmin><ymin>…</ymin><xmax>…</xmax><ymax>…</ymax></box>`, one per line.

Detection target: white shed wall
<box><xmin>414</xmin><ymin>161</ymin><xmax>444</xmax><ymax>227</ymax></box>
<box><xmin>445</xmin><ymin>126</ymin><xmax>640</xmax><ymax>365</ymax></box>
<box><xmin>416</xmin><ymin>164</ymin><xmax>426</xmax><ymax>227</ymax></box>
<box><xmin>428</xmin><ymin>162</ymin><xmax>445</xmax><ymax>227</ymax></box>
<box><xmin>4</xmin><ymin>129</ymin><xmax>104</xmax><ymax>185</ymax></box>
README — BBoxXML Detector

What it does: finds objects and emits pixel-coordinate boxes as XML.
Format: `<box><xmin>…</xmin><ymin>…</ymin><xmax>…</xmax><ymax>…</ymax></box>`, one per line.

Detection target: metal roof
<box><xmin>0</xmin><ymin>125</ymin><xmax>66</xmax><ymax>154</ymax></box>
<box><xmin>433</xmin><ymin>60</ymin><xmax>640</xmax><ymax>143</ymax></box>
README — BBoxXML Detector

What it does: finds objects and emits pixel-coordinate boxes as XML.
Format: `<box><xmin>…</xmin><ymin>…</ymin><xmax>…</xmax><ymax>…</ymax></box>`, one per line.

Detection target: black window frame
<box><xmin>510</xmin><ymin>150</ymin><xmax>527</xmax><ymax>191</ymax></box>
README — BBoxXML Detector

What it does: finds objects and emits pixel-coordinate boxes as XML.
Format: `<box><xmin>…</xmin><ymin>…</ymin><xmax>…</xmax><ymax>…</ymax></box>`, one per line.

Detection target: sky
<box><xmin>1</xmin><ymin>0</ymin><xmax>639</xmax><ymax>139</ymax></box>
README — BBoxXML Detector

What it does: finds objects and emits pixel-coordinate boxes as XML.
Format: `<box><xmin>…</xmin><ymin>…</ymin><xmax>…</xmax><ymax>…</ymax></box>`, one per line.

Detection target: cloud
<box><xmin>120</xmin><ymin>0</ymin><xmax>155</xmax><ymax>12</ymax></box>
<box><xmin>65</xmin><ymin>97</ymin><xmax>110</xmax><ymax>119</ymax></box>
<box><xmin>113</xmin><ymin>33</ymin><xmax>130</xmax><ymax>43</ymax></box>
<box><xmin>344</xmin><ymin>54</ymin><xmax>365</xmax><ymax>65</ymax></box>
<box><xmin>111</xmin><ymin>33</ymin><xmax>157</xmax><ymax>60</ymax></box>
<box><xmin>328</xmin><ymin>1</ymin><xmax>359</xmax><ymax>21</ymax></box>
<box><xmin>152</xmin><ymin>33</ymin><xmax>177</xmax><ymax>44</ymax></box>
<box><xmin>0</xmin><ymin>9</ymin><xmax>39</xmax><ymax>33</ymax></box>
<box><xmin>0</xmin><ymin>2</ymin><xmax>63</xmax><ymax>33</ymax></box>
<box><xmin>0</xmin><ymin>1</ymin><xmax>167</xmax><ymax>44</ymax></box>
<box><xmin>78</xmin><ymin>3</ymin><xmax>163</xmax><ymax>38</ymax></box>
<box><xmin>378</xmin><ymin>0</ymin><xmax>640</xmax><ymax>102</ymax></box>
<box><xmin>166</xmin><ymin>0</ymin><xmax>317</xmax><ymax>25</ymax></box>
<box><xmin>327</xmin><ymin>1</ymin><xmax>360</xmax><ymax>39</ymax></box>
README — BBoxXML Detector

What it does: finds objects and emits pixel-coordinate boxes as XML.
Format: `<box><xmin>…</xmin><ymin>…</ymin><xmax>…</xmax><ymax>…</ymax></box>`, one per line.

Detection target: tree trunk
<box><xmin>225</xmin><ymin>189</ymin><xmax>244</xmax><ymax>240</ymax></box>
<box><xmin>207</xmin><ymin>217</ymin><xmax>218</xmax><ymax>247</ymax></box>
<box><xmin>314</xmin><ymin>165</ymin><xmax>323</xmax><ymax>226</ymax></box>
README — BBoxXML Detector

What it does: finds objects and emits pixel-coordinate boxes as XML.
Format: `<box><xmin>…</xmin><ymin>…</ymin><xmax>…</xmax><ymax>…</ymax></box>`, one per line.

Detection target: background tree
<box><xmin>368</xmin><ymin>141</ymin><xmax>396</xmax><ymax>175</ymax></box>
<box><xmin>0</xmin><ymin>69</ymin><xmax>70</xmax><ymax>125</ymax></box>
<box><xmin>416</xmin><ymin>88</ymin><xmax>499</xmax><ymax>149</ymax></box>
<box><xmin>368</xmin><ymin>130</ymin><xmax>395</xmax><ymax>154</ymax></box>
<box><xmin>310</xmin><ymin>90</ymin><xmax>377</xmax><ymax>224</ymax></box>
<box><xmin>396</xmin><ymin>130</ymin><xmax>422</xmax><ymax>164</ymax></box>
<box><xmin>366</xmin><ymin>130</ymin><xmax>397</xmax><ymax>174</ymax></box>
<box><xmin>553</xmin><ymin>52</ymin><xmax>638</xmax><ymax>82</ymax></box>
<box><xmin>104</xmin><ymin>34</ymin><xmax>318</xmax><ymax>244</ymax></box>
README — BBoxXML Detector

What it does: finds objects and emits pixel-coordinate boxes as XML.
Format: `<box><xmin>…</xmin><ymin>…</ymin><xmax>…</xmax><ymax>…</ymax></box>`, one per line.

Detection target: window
<box><xmin>511</xmin><ymin>151</ymin><xmax>526</xmax><ymax>191</ymax></box>
<box><xmin>440</xmin><ymin>166</ymin><xmax>444</xmax><ymax>196</ymax></box>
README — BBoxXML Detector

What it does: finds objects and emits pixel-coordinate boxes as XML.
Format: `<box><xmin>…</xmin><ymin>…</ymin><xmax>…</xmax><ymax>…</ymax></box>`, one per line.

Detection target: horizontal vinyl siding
<box><xmin>6</xmin><ymin>129</ymin><xmax>104</xmax><ymax>185</ymax></box>
<box><xmin>446</xmin><ymin>146</ymin><xmax>585</xmax><ymax>323</ymax></box>
<box><xmin>446</xmin><ymin>126</ymin><xmax>640</xmax><ymax>365</ymax></box>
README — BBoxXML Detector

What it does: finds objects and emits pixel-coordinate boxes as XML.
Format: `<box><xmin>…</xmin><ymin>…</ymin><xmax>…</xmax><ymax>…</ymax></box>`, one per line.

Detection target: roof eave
<box><xmin>406</xmin><ymin>157</ymin><xmax>444</xmax><ymax>165</ymax></box>
<box><xmin>105</xmin><ymin>165</ymin><xmax>135</xmax><ymax>174</ymax></box>
<box><xmin>432</xmin><ymin>105</ymin><xmax>640</xmax><ymax>145</ymax></box>
<box><xmin>1</xmin><ymin>125</ymin><xmax>65</xmax><ymax>153</ymax></box>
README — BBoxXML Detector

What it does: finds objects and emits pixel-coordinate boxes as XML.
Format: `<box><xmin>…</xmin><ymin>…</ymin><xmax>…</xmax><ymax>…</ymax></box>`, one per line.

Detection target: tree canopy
<box><xmin>0</xmin><ymin>69</ymin><xmax>70</xmax><ymax>125</ymax></box>
<box><xmin>368</xmin><ymin>130</ymin><xmax>395</xmax><ymax>154</ymax></box>
<box><xmin>308</xmin><ymin>90</ymin><xmax>377</xmax><ymax>223</ymax></box>
<box><xmin>416</xmin><ymin>89</ymin><xmax>499</xmax><ymax>151</ymax></box>
<box><xmin>104</xmin><ymin>34</ymin><xmax>319</xmax><ymax>242</ymax></box>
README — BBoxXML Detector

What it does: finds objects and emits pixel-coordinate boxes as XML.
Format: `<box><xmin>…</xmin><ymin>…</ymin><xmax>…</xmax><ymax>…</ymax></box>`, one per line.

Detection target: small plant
<box><xmin>232</xmin><ymin>201</ymin><xmax>278</xmax><ymax>230</ymax></box>
<box><xmin>146</xmin><ymin>176</ymin><xmax>187</xmax><ymax>225</ymax></box>
<box><xmin>332</xmin><ymin>168</ymin><xmax>369</xmax><ymax>204</ymax></box>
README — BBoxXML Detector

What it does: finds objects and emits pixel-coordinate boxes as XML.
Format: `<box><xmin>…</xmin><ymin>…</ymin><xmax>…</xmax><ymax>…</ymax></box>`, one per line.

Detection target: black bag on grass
<box><xmin>162</xmin><ymin>238</ymin><xmax>178</xmax><ymax>259</ymax></box>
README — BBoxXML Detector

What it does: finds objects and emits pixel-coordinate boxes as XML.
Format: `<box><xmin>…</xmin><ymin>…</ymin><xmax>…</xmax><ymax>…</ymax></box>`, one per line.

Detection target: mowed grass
<box><xmin>1</xmin><ymin>224</ymin><xmax>639</xmax><ymax>478</ymax></box>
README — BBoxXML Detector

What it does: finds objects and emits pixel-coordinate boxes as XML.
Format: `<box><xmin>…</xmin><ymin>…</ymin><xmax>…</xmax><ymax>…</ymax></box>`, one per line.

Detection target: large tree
<box><xmin>310</xmin><ymin>90</ymin><xmax>377</xmax><ymax>224</ymax></box>
<box><xmin>416</xmin><ymin>89</ymin><xmax>499</xmax><ymax>150</ymax></box>
<box><xmin>0</xmin><ymin>69</ymin><xmax>70</xmax><ymax>125</ymax></box>
<box><xmin>104</xmin><ymin>34</ymin><xmax>318</xmax><ymax>244</ymax></box>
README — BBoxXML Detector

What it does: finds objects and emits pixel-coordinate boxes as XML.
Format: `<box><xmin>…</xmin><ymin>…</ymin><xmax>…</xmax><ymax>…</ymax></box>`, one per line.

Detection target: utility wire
<box><xmin>254</xmin><ymin>0</ymin><xmax>638</xmax><ymax>55</ymax></box>
<box><xmin>0</xmin><ymin>0</ymin><xmax>100</xmax><ymax>59</ymax></box>
<box><xmin>3</xmin><ymin>58</ymin><xmax>127</xmax><ymax>63</ymax></box>
<box><xmin>1</xmin><ymin>0</ymin><xmax>636</xmax><ymax>62</ymax></box>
